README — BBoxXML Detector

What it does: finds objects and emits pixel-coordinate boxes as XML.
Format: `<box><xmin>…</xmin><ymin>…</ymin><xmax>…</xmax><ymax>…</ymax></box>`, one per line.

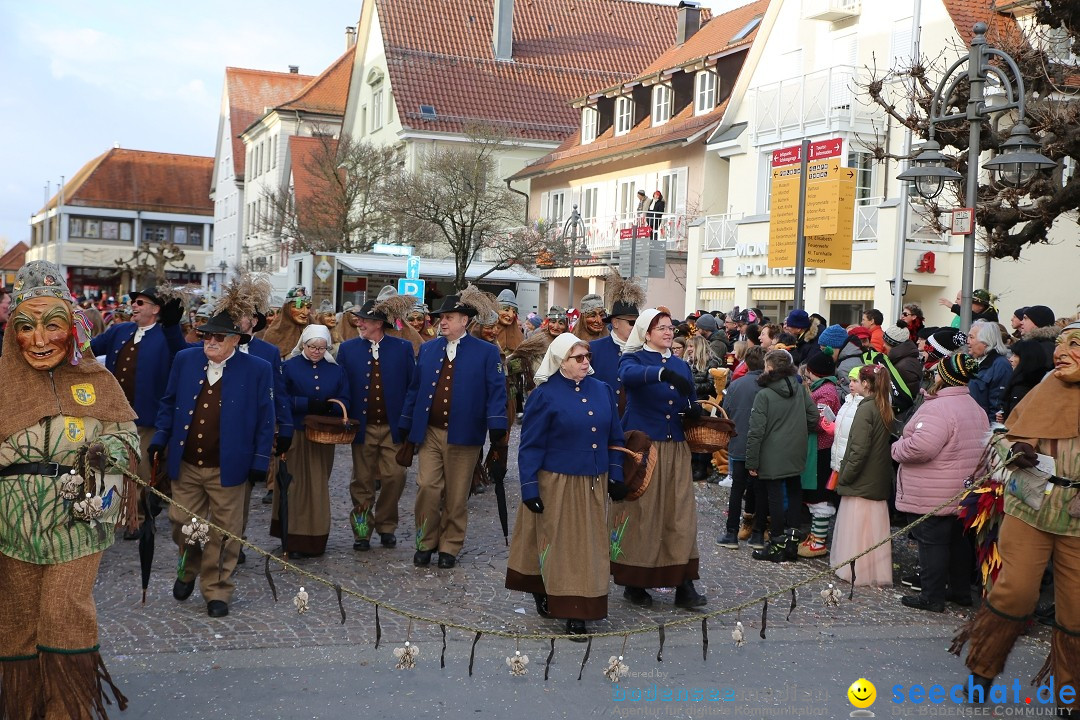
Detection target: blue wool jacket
<box><xmin>245</xmin><ymin>337</ymin><xmax>294</xmax><ymax>439</ymax></box>
<box><xmin>281</xmin><ymin>356</ymin><xmax>350</xmax><ymax>430</ymax></box>
<box><xmin>337</xmin><ymin>334</ymin><xmax>415</xmax><ymax>444</ymax></box>
<box><xmin>589</xmin><ymin>334</ymin><xmax>622</xmax><ymax>395</ymax></box>
<box><xmin>153</xmin><ymin>347</ymin><xmax>275</xmax><ymax>486</ymax></box>
<box><xmin>619</xmin><ymin>349</ymin><xmax>697</xmax><ymax>442</ymax></box>
<box><xmin>517</xmin><ymin>372</ymin><xmax>625</xmax><ymax>501</ymax></box>
<box><xmin>969</xmin><ymin>350</ymin><xmax>1013</xmax><ymax>422</ymax></box>
<box><xmin>91</xmin><ymin>322</ymin><xmax>186</xmax><ymax>427</ymax></box>
<box><xmin>400</xmin><ymin>333</ymin><xmax>508</xmax><ymax>446</ymax></box>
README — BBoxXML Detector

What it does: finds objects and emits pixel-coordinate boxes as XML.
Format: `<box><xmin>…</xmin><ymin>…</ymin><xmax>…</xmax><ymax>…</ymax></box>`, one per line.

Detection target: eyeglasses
<box><xmin>197</xmin><ymin>332</ymin><xmax>231</xmax><ymax>343</ymax></box>
<box><xmin>901</xmin><ymin>311</ymin><xmax>913</xmax><ymax>317</ymax></box>
<box><xmin>653</xmin><ymin>325</ymin><xmax>675</xmax><ymax>333</ymax></box>
<box><xmin>133</xmin><ymin>299</ymin><xmax>152</xmax><ymax>307</ymax></box>
<box><xmin>566</xmin><ymin>353</ymin><xmax>592</xmax><ymax>363</ymax></box>
<box><xmin>305</xmin><ymin>344</ymin><xmax>328</xmax><ymax>352</ymax></box>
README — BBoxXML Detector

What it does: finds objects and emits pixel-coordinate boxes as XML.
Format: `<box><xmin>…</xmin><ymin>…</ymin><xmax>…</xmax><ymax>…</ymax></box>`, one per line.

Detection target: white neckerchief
<box><xmin>239</xmin><ymin>343</ymin><xmax>250</xmax><ymax>354</ymax></box>
<box><xmin>207</xmin><ymin>350</ymin><xmax>236</xmax><ymax>386</ymax></box>
<box><xmin>445</xmin><ymin>335</ymin><xmax>463</xmax><ymax>362</ymax></box>
<box><xmin>611</xmin><ymin>329</ymin><xmax>629</xmax><ymax>352</ymax></box>
<box><xmin>133</xmin><ymin>322</ymin><xmax>157</xmax><ymax>345</ymax></box>
<box><xmin>643</xmin><ymin>341</ymin><xmax>672</xmax><ymax>359</ymax></box>
<box><xmin>370</xmin><ymin>339</ymin><xmax>381</xmax><ymax>361</ymax></box>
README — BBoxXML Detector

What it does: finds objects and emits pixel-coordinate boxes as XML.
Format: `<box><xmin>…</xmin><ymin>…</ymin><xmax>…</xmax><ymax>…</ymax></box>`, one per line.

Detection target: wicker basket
<box><xmin>305</xmin><ymin>399</ymin><xmax>361</xmax><ymax>445</ymax></box>
<box><xmin>610</xmin><ymin>431</ymin><xmax>657</xmax><ymax>501</ymax></box>
<box><xmin>684</xmin><ymin>400</ymin><xmax>735</xmax><ymax>454</ymax></box>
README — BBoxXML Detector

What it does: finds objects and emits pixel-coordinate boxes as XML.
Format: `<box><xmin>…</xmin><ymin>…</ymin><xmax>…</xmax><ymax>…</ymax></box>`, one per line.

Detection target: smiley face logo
<box><xmin>847</xmin><ymin>678</ymin><xmax>876</xmax><ymax>709</ymax></box>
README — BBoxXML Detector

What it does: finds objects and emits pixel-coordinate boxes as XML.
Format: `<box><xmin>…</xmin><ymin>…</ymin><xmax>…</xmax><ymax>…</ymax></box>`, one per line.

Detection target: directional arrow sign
<box><xmin>405</xmin><ymin>255</ymin><xmax>421</xmax><ymax>280</ymax></box>
<box><xmin>804</xmin><ymin>174</ymin><xmax>857</xmax><ymax>270</ymax></box>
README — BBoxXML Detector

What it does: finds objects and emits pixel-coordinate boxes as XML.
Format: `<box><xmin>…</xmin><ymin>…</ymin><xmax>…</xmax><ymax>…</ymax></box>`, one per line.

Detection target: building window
<box><xmin>730</xmin><ymin>15</ymin><xmax>762</xmax><ymax>43</ymax></box>
<box><xmin>615</xmin><ymin>96</ymin><xmax>633</xmax><ymax>136</ymax></box>
<box><xmin>272</xmin><ymin>136</ymin><xmax>277</xmax><ymax>169</ymax></box>
<box><xmin>847</xmin><ymin>150</ymin><xmax>874</xmax><ymax>202</ymax></box>
<box><xmin>548</xmin><ymin>190</ymin><xmax>567</xmax><ymax>224</ymax></box>
<box><xmin>581</xmin><ymin>186</ymin><xmax>599</xmax><ymax>223</ymax></box>
<box><xmin>372</xmin><ymin>84</ymin><xmax>384</xmax><ymax>131</ymax></box>
<box><xmin>143</xmin><ymin>224</ymin><xmax>169</xmax><ymax>244</ymax></box>
<box><xmin>360</xmin><ymin>106</ymin><xmax>368</xmax><ymax>136</ymax></box>
<box><xmin>581</xmin><ymin>107</ymin><xmax>598</xmax><ymax>144</ymax></box>
<box><xmin>617</xmin><ymin>178</ymin><xmax>639</xmax><ymax>221</ymax></box>
<box><xmin>695</xmin><ymin>71</ymin><xmax>717</xmax><ymax>114</ymax></box>
<box><xmin>652</xmin><ymin>84</ymin><xmax>672</xmax><ymax>126</ymax></box>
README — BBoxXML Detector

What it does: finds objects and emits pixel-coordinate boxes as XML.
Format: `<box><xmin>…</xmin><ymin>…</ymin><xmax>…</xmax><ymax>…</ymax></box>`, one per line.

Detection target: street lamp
<box><xmin>561</xmin><ymin>204</ymin><xmax>587</xmax><ymax>309</ymax></box>
<box><xmin>897</xmin><ymin>22</ymin><xmax>1055</xmax><ymax>329</ymax></box>
<box><xmin>888</xmin><ymin>278</ymin><xmax>910</xmax><ymax>296</ymax></box>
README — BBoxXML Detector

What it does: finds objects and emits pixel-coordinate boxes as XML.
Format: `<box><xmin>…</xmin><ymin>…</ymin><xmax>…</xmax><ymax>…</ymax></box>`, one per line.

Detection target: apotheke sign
<box><xmin>732</xmin><ymin>243</ymin><xmax>816</xmax><ymax>277</ymax></box>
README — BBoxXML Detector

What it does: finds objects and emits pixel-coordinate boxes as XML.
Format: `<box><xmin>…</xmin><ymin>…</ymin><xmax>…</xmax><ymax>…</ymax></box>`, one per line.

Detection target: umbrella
<box><xmin>138</xmin><ymin>456</ymin><xmax>159</xmax><ymax>604</ymax></box>
<box><xmin>484</xmin><ymin>444</ymin><xmax>509</xmax><ymax>545</ymax></box>
<box><xmin>277</xmin><ymin>457</ymin><xmax>293</xmax><ymax>556</ymax></box>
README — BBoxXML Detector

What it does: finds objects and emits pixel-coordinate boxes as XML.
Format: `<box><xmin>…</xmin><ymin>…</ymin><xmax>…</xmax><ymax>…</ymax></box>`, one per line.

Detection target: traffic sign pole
<box><xmin>793</xmin><ymin>139</ymin><xmax>809</xmax><ymax>311</ymax></box>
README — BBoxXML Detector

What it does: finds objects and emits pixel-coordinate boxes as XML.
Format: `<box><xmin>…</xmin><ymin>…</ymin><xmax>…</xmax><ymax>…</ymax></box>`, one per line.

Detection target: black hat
<box><xmin>428</xmin><ymin>294</ymin><xmax>478</xmax><ymax>317</ymax></box>
<box><xmin>355</xmin><ymin>299</ymin><xmax>393</xmax><ymax>328</ymax></box>
<box><xmin>130</xmin><ymin>287</ymin><xmax>164</xmax><ymax>307</ymax></box>
<box><xmin>605</xmin><ymin>301</ymin><xmax>640</xmax><ymax>321</ymax></box>
<box><xmin>252</xmin><ymin>310</ymin><xmax>268</xmax><ymax>334</ymax></box>
<box><xmin>197</xmin><ymin>311</ymin><xmax>251</xmax><ymax>343</ymax></box>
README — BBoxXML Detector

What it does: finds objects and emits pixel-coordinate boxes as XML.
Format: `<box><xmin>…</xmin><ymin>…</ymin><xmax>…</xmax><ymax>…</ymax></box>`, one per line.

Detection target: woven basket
<box><xmin>684</xmin><ymin>400</ymin><xmax>734</xmax><ymax>454</ymax></box>
<box><xmin>305</xmin><ymin>399</ymin><xmax>361</xmax><ymax>445</ymax></box>
<box><xmin>610</xmin><ymin>434</ymin><xmax>657</xmax><ymax>501</ymax></box>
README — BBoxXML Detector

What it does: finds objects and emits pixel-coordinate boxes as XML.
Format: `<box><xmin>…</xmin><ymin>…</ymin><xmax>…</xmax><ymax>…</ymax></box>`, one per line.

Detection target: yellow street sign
<box><xmin>768</xmin><ymin>164</ymin><xmax>800</xmax><ymax>266</ymax></box>
<box><xmin>805</xmin><ymin>175</ymin><xmax>856</xmax><ymax>270</ymax></box>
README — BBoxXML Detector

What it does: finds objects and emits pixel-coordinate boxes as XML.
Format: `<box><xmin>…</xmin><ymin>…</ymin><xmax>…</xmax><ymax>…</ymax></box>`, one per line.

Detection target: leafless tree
<box><xmin>114</xmin><ymin>241</ymin><xmax>187</xmax><ymax>288</ymax></box>
<box><xmin>857</xmin><ymin>8</ymin><xmax>1080</xmax><ymax>259</ymax></box>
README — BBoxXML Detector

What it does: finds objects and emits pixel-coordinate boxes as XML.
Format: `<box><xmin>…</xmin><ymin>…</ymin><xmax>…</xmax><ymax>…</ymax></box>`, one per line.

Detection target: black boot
<box><xmin>751</xmin><ymin>540</ymin><xmax>786</xmax><ymax>562</ymax></box>
<box><xmin>566</xmin><ymin>619</ymin><xmax>588</xmax><ymax>642</ymax></box>
<box><xmin>532</xmin><ymin>593</ymin><xmax>552</xmax><ymax>618</ymax></box>
<box><xmin>674</xmin><ymin>580</ymin><xmax>707</xmax><ymax>608</ymax></box>
<box><xmin>691</xmin><ymin>455</ymin><xmax>708</xmax><ymax>481</ymax></box>
<box><xmin>782</xmin><ymin>528</ymin><xmax>801</xmax><ymax>562</ymax></box>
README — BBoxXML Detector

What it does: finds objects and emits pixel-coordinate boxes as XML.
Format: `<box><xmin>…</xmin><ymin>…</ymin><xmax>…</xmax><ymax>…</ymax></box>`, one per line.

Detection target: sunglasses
<box><xmin>133</xmin><ymin>298</ymin><xmax>153</xmax><ymax>307</ymax></box>
<box><xmin>566</xmin><ymin>353</ymin><xmax>592</xmax><ymax>363</ymax></box>
<box><xmin>197</xmin><ymin>332</ymin><xmax>232</xmax><ymax>342</ymax></box>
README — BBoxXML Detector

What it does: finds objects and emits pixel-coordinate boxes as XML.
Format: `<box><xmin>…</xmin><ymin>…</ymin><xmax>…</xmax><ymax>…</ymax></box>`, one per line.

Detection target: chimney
<box><xmin>288</xmin><ymin>65</ymin><xmax>299</xmax><ymax>74</ymax></box>
<box><xmin>492</xmin><ymin>0</ymin><xmax>514</xmax><ymax>62</ymax></box>
<box><xmin>676</xmin><ymin>1</ymin><xmax>701</xmax><ymax>45</ymax></box>
<box><xmin>345</xmin><ymin>26</ymin><xmax>357</xmax><ymax>49</ymax></box>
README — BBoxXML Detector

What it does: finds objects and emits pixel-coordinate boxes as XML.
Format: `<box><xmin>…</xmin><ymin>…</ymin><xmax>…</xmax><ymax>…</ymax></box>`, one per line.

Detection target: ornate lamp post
<box><xmin>561</xmin><ymin>205</ymin><xmax>587</xmax><ymax>308</ymax></box>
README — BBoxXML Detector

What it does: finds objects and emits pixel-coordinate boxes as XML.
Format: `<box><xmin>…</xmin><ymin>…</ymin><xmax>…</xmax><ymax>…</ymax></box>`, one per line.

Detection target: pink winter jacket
<box><xmin>891</xmin><ymin>386</ymin><xmax>989</xmax><ymax>516</ymax></box>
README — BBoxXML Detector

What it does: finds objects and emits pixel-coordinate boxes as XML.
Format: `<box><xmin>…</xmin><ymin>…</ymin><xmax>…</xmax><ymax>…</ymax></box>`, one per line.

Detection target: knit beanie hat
<box><xmin>937</xmin><ymin>353</ymin><xmax>979</xmax><ymax>387</ymax></box>
<box><xmin>818</xmin><ymin>324</ymin><xmax>848</xmax><ymax>349</ymax></box>
<box><xmin>1013</xmin><ymin>306</ymin><xmax>1029</xmax><ymax>322</ymax></box>
<box><xmin>883</xmin><ymin>325</ymin><xmax>910</xmax><ymax>347</ymax></box>
<box><xmin>784</xmin><ymin>309</ymin><xmax>811</xmax><ymax>329</ymax></box>
<box><xmin>917</xmin><ymin>325</ymin><xmax>938</xmax><ymax>341</ymax></box>
<box><xmin>1024</xmin><ymin>305</ymin><xmax>1055</xmax><ymax>328</ymax></box>
<box><xmin>695</xmin><ymin>313</ymin><xmax>718</xmax><ymax>333</ymax></box>
<box><xmin>926</xmin><ymin>329</ymin><xmax>967</xmax><ymax>362</ymax></box>
<box><xmin>806</xmin><ymin>350</ymin><xmax>836</xmax><ymax>378</ymax></box>
<box><xmin>849</xmin><ymin>326</ymin><xmax>871</xmax><ymax>341</ymax></box>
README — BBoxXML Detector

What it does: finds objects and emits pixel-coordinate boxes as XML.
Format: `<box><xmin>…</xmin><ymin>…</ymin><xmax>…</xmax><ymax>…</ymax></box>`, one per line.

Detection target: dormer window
<box><xmin>695</xmin><ymin>71</ymin><xmax>717</xmax><ymax>115</ymax></box>
<box><xmin>652</xmin><ymin>84</ymin><xmax>672</xmax><ymax>126</ymax></box>
<box><xmin>615</xmin><ymin>96</ymin><xmax>633</xmax><ymax>136</ymax></box>
<box><xmin>581</xmin><ymin>106</ymin><xmax>598</xmax><ymax>144</ymax></box>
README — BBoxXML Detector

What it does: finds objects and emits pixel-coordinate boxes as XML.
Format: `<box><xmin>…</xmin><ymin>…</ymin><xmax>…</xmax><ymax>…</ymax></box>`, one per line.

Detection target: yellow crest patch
<box><xmin>71</xmin><ymin>383</ymin><xmax>96</xmax><ymax>406</ymax></box>
<box><xmin>64</xmin><ymin>417</ymin><xmax>85</xmax><ymax>443</ymax></box>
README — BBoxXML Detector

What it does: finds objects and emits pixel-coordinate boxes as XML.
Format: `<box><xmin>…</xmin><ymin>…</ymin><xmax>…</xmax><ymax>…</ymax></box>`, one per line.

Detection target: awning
<box><xmin>698</xmin><ymin>288</ymin><xmax>735</xmax><ymax>301</ymax></box>
<box><xmin>536</xmin><ymin>265</ymin><xmax>613</xmax><ymax>279</ymax></box>
<box><xmin>824</xmin><ymin>287</ymin><xmax>875</xmax><ymax>302</ymax></box>
<box><xmin>750</xmin><ymin>287</ymin><xmax>794</xmax><ymax>301</ymax></box>
<box><xmin>334</xmin><ymin>254</ymin><xmax>542</xmax><ymax>284</ymax></box>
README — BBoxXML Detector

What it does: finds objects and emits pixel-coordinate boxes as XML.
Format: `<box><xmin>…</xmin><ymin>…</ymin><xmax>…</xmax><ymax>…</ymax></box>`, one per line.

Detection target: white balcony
<box><xmin>750</xmin><ymin>65</ymin><xmax>880</xmax><ymax>143</ymax></box>
<box><xmin>701</xmin><ymin>213</ymin><xmax>742</xmax><ymax>251</ymax></box>
<box><xmin>803</xmin><ymin>0</ymin><xmax>861</xmax><ymax>22</ymax></box>
<box><xmin>580</xmin><ymin>212</ymin><xmax>690</xmax><ymax>255</ymax></box>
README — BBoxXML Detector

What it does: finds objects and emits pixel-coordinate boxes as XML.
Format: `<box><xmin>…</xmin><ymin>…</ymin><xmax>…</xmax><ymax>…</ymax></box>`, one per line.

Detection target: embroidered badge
<box><xmin>64</xmin><ymin>417</ymin><xmax>86</xmax><ymax>442</ymax></box>
<box><xmin>496</xmin><ymin>362</ymin><xmax>504</xmax><ymax>375</ymax></box>
<box><xmin>71</xmin><ymin>383</ymin><xmax>96</xmax><ymax>406</ymax></box>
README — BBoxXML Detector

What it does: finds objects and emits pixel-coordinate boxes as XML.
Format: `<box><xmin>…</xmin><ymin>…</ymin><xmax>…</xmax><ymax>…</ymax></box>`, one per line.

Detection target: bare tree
<box><xmin>257</xmin><ymin>130</ymin><xmax>399</xmax><ymax>257</ymax></box>
<box><xmin>858</xmin><ymin>10</ymin><xmax>1080</xmax><ymax>259</ymax></box>
<box><xmin>387</xmin><ymin>127</ymin><xmax>529</xmax><ymax>289</ymax></box>
<box><xmin>114</xmin><ymin>241</ymin><xmax>187</xmax><ymax>289</ymax></box>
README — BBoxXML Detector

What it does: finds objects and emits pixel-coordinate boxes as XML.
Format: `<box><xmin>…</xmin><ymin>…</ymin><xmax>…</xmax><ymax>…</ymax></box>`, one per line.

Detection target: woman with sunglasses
<box><xmin>273</xmin><ymin>325</ymin><xmax>349</xmax><ymax>559</ymax></box>
<box><xmin>612</xmin><ymin>308</ymin><xmax>707</xmax><ymax>609</ymax></box>
<box><xmin>506</xmin><ymin>333</ymin><xmax>626</xmax><ymax>639</ymax></box>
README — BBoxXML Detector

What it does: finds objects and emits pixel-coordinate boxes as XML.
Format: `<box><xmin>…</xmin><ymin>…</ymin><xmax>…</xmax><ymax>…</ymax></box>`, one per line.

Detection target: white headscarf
<box><xmin>624</xmin><ymin>308</ymin><xmax>662</xmax><ymax>354</ymax></box>
<box><xmin>533</xmin><ymin>333</ymin><xmax>593</xmax><ymax>385</ymax></box>
<box><xmin>289</xmin><ymin>324</ymin><xmax>337</xmax><ymax>363</ymax></box>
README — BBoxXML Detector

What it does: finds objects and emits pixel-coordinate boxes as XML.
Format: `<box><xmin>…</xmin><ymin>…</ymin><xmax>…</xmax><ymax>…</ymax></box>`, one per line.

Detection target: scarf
<box><xmin>533</xmin><ymin>334</ymin><xmax>593</xmax><ymax>385</ymax></box>
<box><xmin>288</xmin><ymin>325</ymin><xmax>337</xmax><ymax>363</ymax></box>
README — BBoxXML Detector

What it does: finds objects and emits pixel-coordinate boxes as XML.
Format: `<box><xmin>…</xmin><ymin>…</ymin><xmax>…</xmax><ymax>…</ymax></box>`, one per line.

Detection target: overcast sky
<box><xmin>0</xmin><ymin>0</ymin><xmax>753</xmax><ymax>251</ymax></box>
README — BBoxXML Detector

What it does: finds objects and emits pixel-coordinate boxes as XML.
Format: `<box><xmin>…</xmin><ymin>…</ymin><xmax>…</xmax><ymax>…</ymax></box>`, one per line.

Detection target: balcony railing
<box><xmin>803</xmin><ymin>0</ymin><xmax>861</xmax><ymax>22</ymax></box>
<box><xmin>854</xmin><ymin>196</ymin><xmax>880</xmax><ymax>242</ymax></box>
<box><xmin>751</xmin><ymin>65</ymin><xmax>880</xmax><ymax>142</ymax></box>
<box><xmin>702</xmin><ymin>213</ymin><xmax>742</xmax><ymax>250</ymax></box>
<box><xmin>577</xmin><ymin>212</ymin><xmax>690</xmax><ymax>255</ymax></box>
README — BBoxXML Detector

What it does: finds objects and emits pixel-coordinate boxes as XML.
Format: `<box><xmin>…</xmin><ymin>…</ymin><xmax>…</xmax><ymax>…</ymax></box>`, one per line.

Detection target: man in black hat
<box><xmin>90</xmin><ymin>286</ymin><xmax>185</xmax><ymax>535</ymax></box>
<box><xmin>149</xmin><ymin>309</ymin><xmax>275</xmax><ymax>617</ymax></box>
<box><xmin>338</xmin><ymin>300</ymin><xmax>415</xmax><ymax>551</ymax></box>
<box><xmin>399</xmin><ymin>294</ymin><xmax>508</xmax><ymax>568</ymax></box>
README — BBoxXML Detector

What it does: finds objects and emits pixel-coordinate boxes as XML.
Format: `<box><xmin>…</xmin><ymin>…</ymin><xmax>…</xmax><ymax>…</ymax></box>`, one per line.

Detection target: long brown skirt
<box><xmin>505</xmin><ymin>471</ymin><xmax>609</xmax><ymax>620</ymax></box>
<box><xmin>610</xmin><ymin>440</ymin><xmax>700</xmax><ymax>588</ymax></box>
<box><xmin>270</xmin><ymin>431</ymin><xmax>335</xmax><ymax>555</ymax></box>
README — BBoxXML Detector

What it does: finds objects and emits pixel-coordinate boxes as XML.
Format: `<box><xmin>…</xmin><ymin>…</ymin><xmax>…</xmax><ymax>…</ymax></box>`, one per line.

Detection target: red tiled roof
<box><xmin>225</xmin><ymin>68</ymin><xmax>314</xmax><ymax>180</ymax></box>
<box><xmin>39</xmin><ymin>149</ymin><xmax>214</xmax><ymax>216</ymax></box>
<box><xmin>942</xmin><ymin>0</ymin><xmax>1022</xmax><ymax>46</ymax></box>
<box><xmin>376</xmin><ymin>0</ymin><xmax>705</xmax><ymax>140</ymax></box>
<box><xmin>0</xmin><ymin>242</ymin><xmax>29</xmax><ymax>271</ymax></box>
<box><xmin>277</xmin><ymin>46</ymin><xmax>355</xmax><ymax>117</ymax></box>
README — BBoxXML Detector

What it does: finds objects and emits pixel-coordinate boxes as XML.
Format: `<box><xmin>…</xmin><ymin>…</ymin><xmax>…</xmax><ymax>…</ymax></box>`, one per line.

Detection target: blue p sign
<box><xmin>398</xmin><ymin>278</ymin><xmax>425</xmax><ymax>299</ymax></box>
<box><xmin>406</xmin><ymin>256</ymin><xmax>421</xmax><ymax>280</ymax></box>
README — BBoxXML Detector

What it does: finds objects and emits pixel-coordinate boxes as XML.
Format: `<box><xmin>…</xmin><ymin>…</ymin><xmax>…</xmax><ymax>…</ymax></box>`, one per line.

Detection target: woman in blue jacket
<box><xmin>273</xmin><ymin>325</ymin><xmax>349</xmax><ymax>559</ymax></box>
<box><xmin>613</xmin><ymin>309</ymin><xmax>706</xmax><ymax>609</ymax></box>
<box><xmin>506</xmin><ymin>334</ymin><xmax>626</xmax><ymax>639</ymax></box>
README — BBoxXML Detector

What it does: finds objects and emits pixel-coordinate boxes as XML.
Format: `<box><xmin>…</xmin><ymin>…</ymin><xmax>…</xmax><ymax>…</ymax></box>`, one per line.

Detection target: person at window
<box><xmin>635</xmin><ymin>189</ymin><xmax>648</xmax><ymax>224</ymax></box>
<box><xmin>646</xmin><ymin>190</ymin><xmax>666</xmax><ymax>240</ymax></box>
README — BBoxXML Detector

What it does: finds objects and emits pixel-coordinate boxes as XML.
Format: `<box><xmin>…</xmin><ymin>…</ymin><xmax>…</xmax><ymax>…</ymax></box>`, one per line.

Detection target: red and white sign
<box><xmin>618</xmin><ymin>225</ymin><xmax>652</xmax><ymax>240</ymax></box>
<box><xmin>771</xmin><ymin>138</ymin><xmax>844</xmax><ymax>167</ymax></box>
<box><xmin>950</xmin><ymin>208</ymin><xmax>975</xmax><ymax>235</ymax></box>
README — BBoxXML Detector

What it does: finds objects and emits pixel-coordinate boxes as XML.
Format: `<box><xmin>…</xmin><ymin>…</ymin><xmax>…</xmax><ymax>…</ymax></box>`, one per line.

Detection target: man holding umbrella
<box><xmin>400</xmin><ymin>293</ymin><xmax>508</xmax><ymax>569</ymax></box>
<box><xmin>338</xmin><ymin>298</ymin><xmax>415</xmax><ymax>551</ymax></box>
<box><xmin>149</xmin><ymin>296</ymin><xmax>275</xmax><ymax>618</ymax></box>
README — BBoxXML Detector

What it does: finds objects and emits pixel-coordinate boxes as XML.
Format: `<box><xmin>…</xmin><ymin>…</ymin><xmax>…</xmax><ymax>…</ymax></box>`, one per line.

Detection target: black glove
<box><xmin>489</xmin><ymin>429</ymin><xmax>507</xmax><ymax>446</ymax></box>
<box><xmin>608</xmin><ymin>481</ymin><xmax>630</xmax><ymax>502</ymax></box>
<box><xmin>659</xmin><ymin>368</ymin><xmax>692</xmax><ymax>396</ymax></box>
<box><xmin>147</xmin><ymin>444</ymin><xmax>165</xmax><ymax>467</ymax></box>
<box><xmin>248</xmin><ymin>469</ymin><xmax>267</xmax><ymax>485</ymax></box>
<box><xmin>85</xmin><ymin>441</ymin><xmax>109</xmax><ymax>473</ymax></box>
<box><xmin>160</xmin><ymin>298</ymin><xmax>184</xmax><ymax>327</ymax></box>
<box><xmin>682</xmin><ymin>402</ymin><xmax>705</xmax><ymax>419</ymax></box>
<box><xmin>523</xmin><ymin>497</ymin><xmax>544</xmax><ymax>514</ymax></box>
<box><xmin>275</xmin><ymin>435</ymin><xmax>292</xmax><ymax>455</ymax></box>
<box><xmin>1008</xmin><ymin>441</ymin><xmax>1039</xmax><ymax>469</ymax></box>
<box><xmin>307</xmin><ymin>399</ymin><xmax>330</xmax><ymax>416</ymax></box>
<box><xmin>485</xmin><ymin>445</ymin><xmax>507</xmax><ymax>484</ymax></box>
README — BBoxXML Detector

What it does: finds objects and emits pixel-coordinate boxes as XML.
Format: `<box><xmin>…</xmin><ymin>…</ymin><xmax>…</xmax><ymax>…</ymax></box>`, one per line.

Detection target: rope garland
<box><xmin>110</xmin><ymin>441</ymin><xmax>1004</xmax><ymax>643</ymax></box>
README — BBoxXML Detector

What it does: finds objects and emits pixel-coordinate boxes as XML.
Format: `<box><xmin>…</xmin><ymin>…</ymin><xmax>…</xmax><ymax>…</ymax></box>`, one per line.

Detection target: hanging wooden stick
<box><xmin>440</xmin><ymin>625</ymin><xmax>447</xmax><ymax>669</ymax></box>
<box><xmin>375</xmin><ymin>605</ymin><xmax>382</xmax><ymax>649</ymax></box>
<box><xmin>544</xmin><ymin>639</ymin><xmax>555</xmax><ymax>681</ymax></box>
<box><xmin>469</xmin><ymin>632</ymin><xmax>482</xmax><ymax>677</ymax></box>
<box><xmin>760</xmin><ymin>599</ymin><xmax>768</xmax><ymax>640</ymax></box>
<box><xmin>656</xmin><ymin>624</ymin><xmax>665</xmax><ymax>662</ymax></box>
<box><xmin>701</xmin><ymin>618</ymin><xmax>709</xmax><ymax>661</ymax></box>
<box><xmin>576</xmin><ymin>637</ymin><xmax>592</xmax><ymax>681</ymax></box>
<box><xmin>848</xmin><ymin>560</ymin><xmax>857</xmax><ymax>600</ymax></box>
<box><xmin>334</xmin><ymin>584</ymin><xmax>346</xmax><ymax>624</ymax></box>
<box><xmin>264</xmin><ymin>555</ymin><xmax>278</xmax><ymax>602</ymax></box>
<box><xmin>787</xmin><ymin>588</ymin><xmax>797</xmax><ymax>622</ymax></box>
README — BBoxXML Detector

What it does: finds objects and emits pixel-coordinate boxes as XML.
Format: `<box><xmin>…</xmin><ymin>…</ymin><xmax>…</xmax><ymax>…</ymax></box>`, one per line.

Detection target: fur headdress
<box><xmin>216</xmin><ymin>272</ymin><xmax>273</xmax><ymax>316</ymax></box>
<box><xmin>373</xmin><ymin>287</ymin><xmax>420</xmax><ymax>324</ymax></box>
<box><xmin>604</xmin><ymin>268</ymin><xmax>645</xmax><ymax>319</ymax></box>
